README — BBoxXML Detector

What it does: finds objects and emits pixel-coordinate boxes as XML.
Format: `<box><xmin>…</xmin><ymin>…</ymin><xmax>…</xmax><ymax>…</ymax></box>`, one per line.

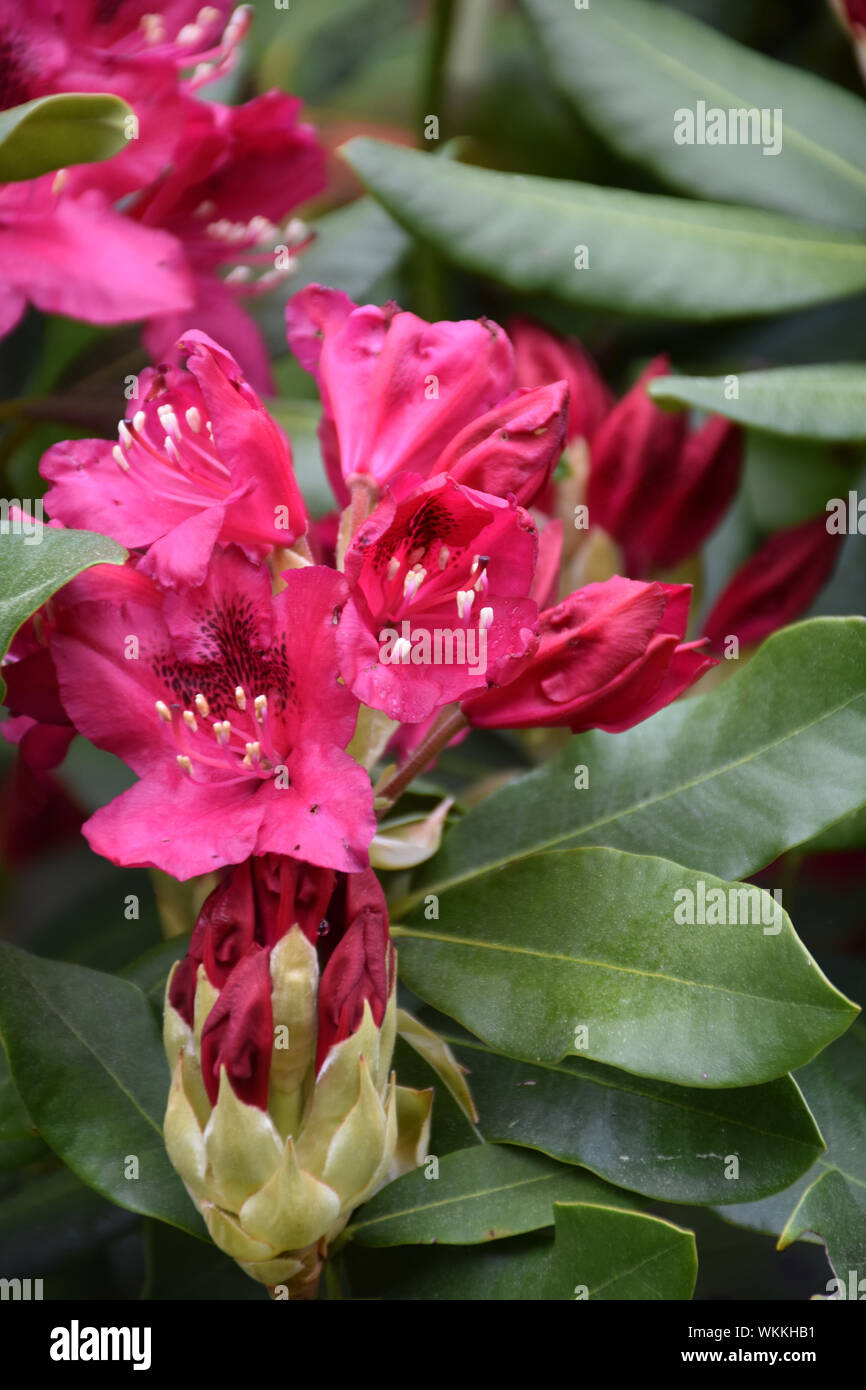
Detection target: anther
<box><xmin>194</xmin><ymin>693</ymin><xmax>210</xmax><ymax>716</ymax></box>
<box><xmin>112</xmin><ymin>445</ymin><xmax>130</xmax><ymax>472</ymax></box>
<box><xmin>182</xmin><ymin>710</ymin><xmax>198</xmax><ymax>731</ymax></box>
<box><xmin>155</xmin><ymin>700</ymin><xmax>172</xmax><ymax>722</ymax></box>
<box><xmin>176</xmin><ymin>754</ymin><xmax>193</xmax><ymax>775</ymax></box>
<box><xmin>234</xmin><ymin>685</ymin><xmax>247</xmax><ymax>710</ymax></box>
<box><xmin>254</xmin><ymin>694</ymin><xmax>267</xmax><ymax>722</ymax></box>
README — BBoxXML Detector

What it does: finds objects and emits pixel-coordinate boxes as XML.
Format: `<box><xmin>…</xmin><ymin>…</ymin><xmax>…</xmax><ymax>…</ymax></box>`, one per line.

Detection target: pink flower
<box><xmin>702</xmin><ymin>516</ymin><xmax>842</xmax><ymax>652</ymax></box>
<box><xmin>587</xmin><ymin>357</ymin><xmax>742</xmax><ymax>576</ymax></box>
<box><xmin>285</xmin><ymin>286</ymin><xmax>516</xmax><ymax>504</ymax></box>
<box><xmin>508</xmin><ymin>317</ymin><xmax>613</xmax><ymax>446</ymax></box>
<box><xmin>49</xmin><ymin>550</ymin><xmax>376</xmax><ymax>878</ymax></box>
<box><xmin>200</xmin><ymin>943</ymin><xmax>273</xmax><ymax>1109</ymax></box>
<box><xmin>136</xmin><ymin>92</ymin><xmax>326</xmax><ymax>392</ymax></box>
<box><xmin>462</xmin><ymin>576</ymin><xmax>714</xmax><ymax>732</ymax></box>
<box><xmin>0</xmin><ymin>179</ymin><xmax>194</xmax><ymax>338</ymax></box>
<box><xmin>337</xmin><ymin>472</ymin><xmax>539</xmax><ymax>722</ymax></box>
<box><xmin>41</xmin><ymin>330</ymin><xmax>307</xmax><ymax>588</ymax></box>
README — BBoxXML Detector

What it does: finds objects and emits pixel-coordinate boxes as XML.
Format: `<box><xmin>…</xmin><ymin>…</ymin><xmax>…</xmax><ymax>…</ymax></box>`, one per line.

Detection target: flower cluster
<box><xmin>0</xmin><ymin>1</ymin><xmax>325</xmax><ymax>388</ymax></box>
<box><xmin>4</xmin><ymin>289</ymin><xmax>730</xmax><ymax>1285</ymax></box>
<box><xmin>508</xmin><ymin>319</ymin><xmax>842</xmax><ymax>653</ymax></box>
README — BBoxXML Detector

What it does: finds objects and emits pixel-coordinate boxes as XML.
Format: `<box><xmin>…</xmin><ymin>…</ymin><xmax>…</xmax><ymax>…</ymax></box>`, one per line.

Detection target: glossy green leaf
<box><xmin>650</xmin><ymin>365</ymin><xmax>866</xmax><ymax>440</ymax></box>
<box><xmin>0</xmin><ymin>1168</ymin><xmax>137</xmax><ymax>1275</ymax></box>
<box><xmin>341</xmin><ymin>138</ymin><xmax>866</xmax><ymax>320</ymax></box>
<box><xmin>719</xmin><ymin>1024</ymin><xmax>866</xmax><ymax>1279</ymax></box>
<box><xmin>0</xmin><ymin>526</ymin><xmax>126</xmax><ymax>698</ymax></box>
<box><xmin>405</xmin><ymin>619</ymin><xmax>866</xmax><ymax>904</ymax></box>
<box><xmin>0</xmin><ymin>93</ymin><xmax>133</xmax><ymax>182</ymax></box>
<box><xmin>394</xmin><ymin>848</ymin><xmax>857</xmax><ymax>1087</ymax></box>
<box><xmin>520</xmin><ymin>0</ymin><xmax>866</xmax><ymax>230</ymax></box>
<box><xmin>347</xmin><ymin>1143</ymin><xmax>635</xmax><ymax>1246</ymax></box>
<box><xmin>434</xmin><ymin>1031</ymin><xmax>825</xmax><ymax>1205</ymax></box>
<box><xmin>0</xmin><ymin>944</ymin><xmax>204</xmax><ymax>1237</ymax></box>
<box><xmin>343</xmin><ymin>1202</ymin><xmax>696</xmax><ymax>1299</ymax></box>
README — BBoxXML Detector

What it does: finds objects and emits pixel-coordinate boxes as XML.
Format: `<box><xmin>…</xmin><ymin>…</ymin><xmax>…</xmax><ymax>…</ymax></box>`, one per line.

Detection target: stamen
<box><xmin>118</xmin><ymin>421</ymin><xmax>133</xmax><ymax>450</ymax></box>
<box><xmin>157</xmin><ymin>404</ymin><xmax>180</xmax><ymax>438</ymax></box>
<box><xmin>112</xmin><ymin>445</ymin><xmax>130</xmax><ymax>472</ymax></box>
<box><xmin>403</xmin><ymin>566</ymin><xmax>426</xmax><ymax>601</ymax></box>
<box><xmin>479</xmin><ymin>606</ymin><xmax>494</xmax><ymax>630</ymax></box>
<box><xmin>408</xmin><ymin>546</ymin><xmax>425</xmax><ymax>564</ymax></box>
<box><xmin>386</xmin><ymin>556</ymin><xmax>401</xmax><ymax>581</ymax></box>
<box><xmin>164</xmin><ymin>435</ymin><xmax>179</xmax><ymax>462</ymax></box>
<box><xmin>456</xmin><ymin>589</ymin><xmax>475</xmax><ymax>621</ymax></box>
<box><xmin>133</xmin><ymin>410</ymin><xmax>147</xmax><ymax>433</ymax></box>
<box><xmin>393</xmin><ymin>638</ymin><xmax>412</xmax><ymax>663</ymax></box>
<box><xmin>176</xmin><ymin>754</ymin><xmax>193</xmax><ymax>775</ymax></box>
<box><xmin>254</xmin><ymin>694</ymin><xmax>267</xmax><ymax>722</ymax></box>
<box><xmin>182</xmin><ymin>709</ymin><xmax>198</xmax><ymax>731</ymax></box>
<box><xmin>185</xmin><ymin>406</ymin><xmax>203</xmax><ymax>433</ymax></box>
<box><xmin>234</xmin><ymin>685</ymin><xmax>247</xmax><ymax>710</ymax></box>
<box><xmin>213</xmin><ymin>720</ymin><xmax>231</xmax><ymax>745</ymax></box>
<box><xmin>155</xmin><ymin>700</ymin><xmax>172</xmax><ymax>722</ymax></box>
<box><xmin>438</xmin><ymin>546</ymin><xmax>450</xmax><ymax>570</ymax></box>
<box><xmin>194</xmin><ymin>692</ymin><xmax>210</xmax><ymax>717</ymax></box>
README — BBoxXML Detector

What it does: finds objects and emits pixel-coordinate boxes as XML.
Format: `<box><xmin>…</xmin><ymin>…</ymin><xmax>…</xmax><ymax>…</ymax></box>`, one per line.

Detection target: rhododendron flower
<box><xmin>41</xmin><ymin>331</ymin><xmax>307</xmax><ymax>588</ymax></box>
<box><xmin>136</xmin><ymin>92</ymin><xmax>326</xmax><ymax>390</ymax></box>
<box><xmin>508</xmin><ymin>317</ymin><xmax>614</xmax><ymax>446</ymax></box>
<box><xmin>0</xmin><ymin>1</ymin><xmax>245</xmax><ymax>201</ymax></box>
<box><xmin>0</xmin><ymin>180</ymin><xmax>194</xmax><ymax>338</ymax></box>
<box><xmin>337</xmin><ymin>472</ymin><xmax>539</xmax><ymax>722</ymax></box>
<box><xmin>286</xmin><ymin>285</ymin><xmax>518</xmax><ymax>504</ymax></box>
<box><xmin>48</xmin><ymin>549</ymin><xmax>375</xmax><ymax>878</ymax></box>
<box><xmin>163</xmin><ymin>856</ymin><xmax>431</xmax><ymax>1289</ymax></box>
<box><xmin>462</xmin><ymin>577</ymin><xmax>714</xmax><ymax>732</ymax></box>
<box><xmin>587</xmin><ymin>357</ymin><xmax>743</xmax><ymax>577</ymax></box>
<box><xmin>703</xmin><ymin>515</ymin><xmax>842</xmax><ymax>653</ymax></box>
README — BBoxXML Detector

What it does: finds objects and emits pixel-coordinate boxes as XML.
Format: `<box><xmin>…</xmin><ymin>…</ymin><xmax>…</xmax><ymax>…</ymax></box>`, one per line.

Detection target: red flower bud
<box><xmin>316</xmin><ymin>868</ymin><xmax>395</xmax><ymax>1073</ymax></box>
<box><xmin>587</xmin><ymin>358</ymin><xmax>742</xmax><ymax>576</ymax></box>
<box><xmin>462</xmin><ymin>576</ymin><xmax>714</xmax><ymax>732</ymax></box>
<box><xmin>703</xmin><ymin>516</ymin><xmax>842</xmax><ymax>652</ymax></box>
<box><xmin>200</xmin><ymin>944</ymin><xmax>274</xmax><ymax>1109</ymax></box>
<box><xmin>508</xmin><ymin>317</ymin><xmax>613</xmax><ymax>445</ymax></box>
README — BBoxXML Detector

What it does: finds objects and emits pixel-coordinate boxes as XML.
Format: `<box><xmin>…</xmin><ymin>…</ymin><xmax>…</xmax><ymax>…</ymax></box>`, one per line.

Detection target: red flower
<box><xmin>702</xmin><ymin>515</ymin><xmax>842</xmax><ymax>652</ymax></box>
<box><xmin>337</xmin><ymin>472</ymin><xmax>539</xmax><ymax>722</ymax></box>
<box><xmin>462</xmin><ymin>576</ymin><xmax>714</xmax><ymax>732</ymax></box>
<box><xmin>200</xmin><ymin>943</ymin><xmax>274</xmax><ymax>1110</ymax></box>
<box><xmin>508</xmin><ymin>316</ymin><xmax>613</xmax><ymax>446</ymax></box>
<box><xmin>587</xmin><ymin>357</ymin><xmax>742</xmax><ymax>576</ymax></box>
<box><xmin>48</xmin><ymin>550</ymin><xmax>375</xmax><ymax>878</ymax></box>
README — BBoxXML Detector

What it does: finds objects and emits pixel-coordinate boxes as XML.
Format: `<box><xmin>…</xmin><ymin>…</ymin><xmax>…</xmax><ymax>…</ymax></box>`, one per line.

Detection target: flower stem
<box><xmin>375</xmin><ymin>705</ymin><xmax>468</xmax><ymax>815</ymax></box>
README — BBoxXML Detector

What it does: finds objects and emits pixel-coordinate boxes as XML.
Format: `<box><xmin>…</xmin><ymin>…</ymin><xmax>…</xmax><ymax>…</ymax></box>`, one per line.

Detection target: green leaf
<box><xmin>519</xmin><ymin>0</ymin><xmax>866</xmax><ymax>230</ymax></box>
<box><xmin>0</xmin><ymin>526</ymin><xmax>126</xmax><ymax>698</ymax></box>
<box><xmin>719</xmin><ymin>1024</ymin><xmax>866</xmax><ymax>1279</ymax></box>
<box><xmin>393</xmin><ymin>848</ymin><xmax>857</xmax><ymax>1087</ymax></box>
<box><xmin>342</xmin><ymin>1202</ymin><xmax>696</xmax><ymax>1299</ymax></box>
<box><xmin>142</xmin><ymin>1221</ymin><xmax>268</xmax><ymax>1300</ymax></box>
<box><xmin>347</xmin><ymin>1144</ymin><xmax>635</xmax><ymax>1247</ymax></box>
<box><xmin>433</xmin><ymin>1031</ymin><xmax>825</xmax><ymax>1205</ymax></box>
<box><xmin>0</xmin><ymin>1168</ymin><xmax>137</xmax><ymax>1276</ymax></box>
<box><xmin>341</xmin><ymin>137</ymin><xmax>866</xmax><ymax>320</ymax></box>
<box><xmin>0</xmin><ymin>944</ymin><xmax>204</xmax><ymax>1237</ymax></box>
<box><xmin>0</xmin><ymin>93</ymin><xmax>133</xmax><ymax>182</ymax></box>
<box><xmin>405</xmin><ymin>619</ymin><xmax>866</xmax><ymax>903</ymax></box>
<box><xmin>545</xmin><ymin>1202</ymin><xmax>697</xmax><ymax>1300</ymax></box>
<box><xmin>650</xmin><ymin>365</ymin><xmax>866</xmax><ymax>440</ymax></box>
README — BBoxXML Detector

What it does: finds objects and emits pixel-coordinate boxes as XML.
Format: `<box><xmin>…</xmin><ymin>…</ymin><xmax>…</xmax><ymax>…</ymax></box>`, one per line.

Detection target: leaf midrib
<box><xmin>561</xmin><ymin>3</ymin><xmax>866</xmax><ymax>203</ymax></box>
<box><xmin>350</xmin><ymin>1169</ymin><xmax>566</xmax><ymax>1235</ymax></box>
<box><xmin>391</xmin><ymin>924</ymin><xmax>848</xmax><ymax>1016</ymax></box>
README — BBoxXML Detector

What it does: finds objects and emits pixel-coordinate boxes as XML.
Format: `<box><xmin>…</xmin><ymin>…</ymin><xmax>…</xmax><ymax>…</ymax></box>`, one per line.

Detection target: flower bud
<box><xmin>163</xmin><ymin>856</ymin><xmax>432</xmax><ymax>1290</ymax></box>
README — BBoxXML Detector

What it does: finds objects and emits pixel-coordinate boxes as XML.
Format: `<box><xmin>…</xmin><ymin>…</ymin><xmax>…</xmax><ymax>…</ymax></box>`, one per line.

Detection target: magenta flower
<box><xmin>134</xmin><ymin>92</ymin><xmax>326</xmax><ymax>391</ymax></box>
<box><xmin>0</xmin><ymin>179</ymin><xmax>194</xmax><ymax>337</ymax></box>
<box><xmin>286</xmin><ymin>285</ymin><xmax>517</xmax><ymax>504</ymax></box>
<box><xmin>462</xmin><ymin>577</ymin><xmax>714</xmax><ymax>732</ymax></box>
<box><xmin>337</xmin><ymin>472</ymin><xmax>538</xmax><ymax>723</ymax></box>
<box><xmin>49</xmin><ymin>550</ymin><xmax>376</xmax><ymax>878</ymax></box>
<box><xmin>508</xmin><ymin>316</ymin><xmax>614</xmax><ymax>447</ymax></box>
<box><xmin>41</xmin><ymin>330</ymin><xmax>307</xmax><ymax>588</ymax></box>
